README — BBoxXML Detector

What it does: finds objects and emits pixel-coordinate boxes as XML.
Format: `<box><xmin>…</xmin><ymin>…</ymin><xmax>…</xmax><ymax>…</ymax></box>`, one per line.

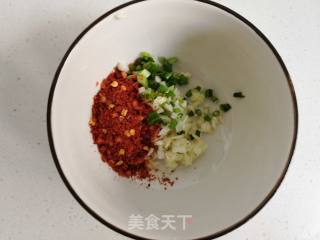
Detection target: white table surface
<box><xmin>1</xmin><ymin>0</ymin><xmax>319</xmax><ymax>239</ymax></box>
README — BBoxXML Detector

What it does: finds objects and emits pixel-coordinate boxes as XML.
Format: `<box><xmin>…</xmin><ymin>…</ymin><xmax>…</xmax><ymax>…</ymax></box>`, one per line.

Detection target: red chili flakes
<box><xmin>90</xmin><ymin>69</ymin><xmax>160</xmax><ymax>179</ymax></box>
<box><xmin>160</xmin><ymin>177</ymin><xmax>175</xmax><ymax>187</ymax></box>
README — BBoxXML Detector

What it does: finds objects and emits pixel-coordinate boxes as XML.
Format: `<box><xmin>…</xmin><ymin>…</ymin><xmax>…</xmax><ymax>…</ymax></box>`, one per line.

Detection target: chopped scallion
<box><xmin>159</xmin><ymin>57</ymin><xmax>174</xmax><ymax>72</ymax></box>
<box><xmin>195</xmin><ymin>86</ymin><xmax>201</xmax><ymax>91</ymax></box>
<box><xmin>177</xmin><ymin>113</ymin><xmax>183</xmax><ymax>119</ymax></box>
<box><xmin>169</xmin><ymin>119</ymin><xmax>178</xmax><ymax>130</ymax></box>
<box><xmin>220</xmin><ymin>103</ymin><xmax>232</xmax><ymax>112</ymax></box>
<box><xmin>212</xmin><ymin>110</ymin><xmax>220</xmax><ymax>117</ymax></box>
<box><xmin>159</xmin><ymin>114</ymin><xmax>171</xmax><ymax>124</ymax></box>
<box><xmin>195</xmin><ymin>109</ymin><xmax>202</xmax><ymax>116</ymax></box>
<box><xmin>168</xmin><ymin>57</ymin><xmax>178</xmax><ymax>64</ymax></box>
<box><xmin>211</xmin><ymin>96</ymin><xmax>219</xmax><ymax>102</ymax></box>
<box><xmin>205</xmin><ymin>89</ymin><xmax>213</xmax><ymax>98</ymax></box>
<box><xmin>147</xmin><ymin>112</ymin><xmax>162</xmax><ymax>124</ymax></box>
<box><xmin>204</xmin><ymin>114</ymin><xmax>212</xmax><ymax>122</ymax></box>
<box><xmin>233</xmin><ymin>92</ymin><xmax>245</xmax><ymax>98</ymax></box>
<box><xmin>140</xmin><ymin>51</ymin><xmax>151</xmax><ymax>58</ymax></box>
<box><xmin>148</xmin><ymin>80</ymin><xmax>160</xmax><ymax>90</ymax></box>
<box><xmin>185</xmin><ymin>90</ymin><xmax>192</xmax><ymax>98</ymax></box>
<box><xmin>188</xmin><ymin>111</ymin><xmax>195</xmax><ymax>117</ymax></box>
<box><xmin>195</xmin><ymin>130</ymin><xmax>201</xmax><ymax>137</ymax></box>
<box><xmin>172</xmin><ymin>72</ymin><xmax>189</xmax><ymax>85</ymax></box>
<box><xmin>165</xmin><ymin>90</ymin><xmax>175</xmax><ymax>97</ymax></box>
<box><xmin>157</xmin><ymin>84</ymin><xmax>167</xmax><ymax>94</ymax></box>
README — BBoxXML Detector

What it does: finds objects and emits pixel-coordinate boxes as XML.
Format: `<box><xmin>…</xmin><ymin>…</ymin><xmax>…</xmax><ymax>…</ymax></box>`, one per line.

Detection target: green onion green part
<box><xmin>211</xmin><ymin>96</ymin><xmax>219</xmax><ymax>102</ymax></box>
<box><xmin>169</xmin><ymin>119</ymin><xmax>178</xmax><ymax>130</ymax></box>
<box><xmin>204</xmin><ymin>114</ymin><xmax>212</xmax><ymax>122</ymax></box>
<box><xmin>147</xmin><ymin>112</ymin><xmax>162</xmax><ymax>124</ymax></box>
<box><xmin>233</xmin><ymin>92</ymin><xmax>245</xmax><ymax>98</ymax></box>
<box><xmin>185</xmin><ymin>90</ymin><xmax>192</xmax><ymax>98</ymax></box>
<box><xmin>188</xmin><ymin>111</ymin><xmax>195</xmax><ymax>117</ymax></box>
<box><xmin>177</xmin><ymin>130</ymin><xmax>185</xmax><ymax>135</ymax></box>
<box><xmin>157</xmin><ymin>84</ymin><xmax>167</xmax><ymax>94</ymax></box>
<box><xmin>195</xmin><ymin>109</ymin><xmax>202</xmax><ymax>116</ymax></box>
<box><xmin>220</xmin><ymin>103</ymin><xmax>232</xmax><ymax>112</ymax></box>
<box><xmin>195</xmin><ymin>130</ymin><xmax>201</xmax><ymax>137</ymax></box>
<box><xmin>195</xmin><ymin>86</ymin><xmax>201</xmax><ymax>91</ymax></box>
<box><xmin>205</xmin><ymin>89</ymin><xmax>213</xmax><ymax>98</ymax></box>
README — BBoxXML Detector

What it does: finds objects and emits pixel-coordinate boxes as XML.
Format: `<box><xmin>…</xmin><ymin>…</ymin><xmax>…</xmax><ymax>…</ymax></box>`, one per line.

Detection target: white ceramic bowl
<box><xmin>47</xmin><ymin>0</ymin><xmax>298</xmax><ymax>239</ymax></box>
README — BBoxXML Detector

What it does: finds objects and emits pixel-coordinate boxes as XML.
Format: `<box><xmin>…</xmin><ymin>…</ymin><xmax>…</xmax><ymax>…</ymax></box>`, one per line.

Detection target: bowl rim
<box><xmin>46</xmin><ymin>0</ymin><xmax>298</xmax><ymax>239</ymax></box>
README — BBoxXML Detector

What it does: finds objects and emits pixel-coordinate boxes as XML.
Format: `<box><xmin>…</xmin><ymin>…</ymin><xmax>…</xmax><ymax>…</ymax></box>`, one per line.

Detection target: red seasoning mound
<box><xmin>90</xmin><ymin>70</ymin><xmax>160</xmax><ymax>179</ymax></box>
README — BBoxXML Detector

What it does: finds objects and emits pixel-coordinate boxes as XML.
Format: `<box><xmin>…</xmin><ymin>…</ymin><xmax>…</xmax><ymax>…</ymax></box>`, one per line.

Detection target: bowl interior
<box><xmin>49</xmin><ymin>0</ymin><xmax>296</xmax><ymax>239</ymax></box>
